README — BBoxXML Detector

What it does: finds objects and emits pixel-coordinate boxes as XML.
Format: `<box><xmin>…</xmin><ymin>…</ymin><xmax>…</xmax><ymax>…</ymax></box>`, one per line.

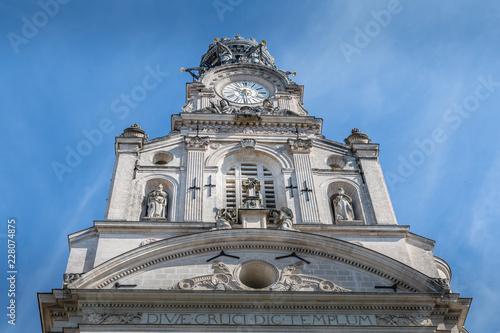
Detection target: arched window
<box><xmin>225</xmin><ymin>163</ymin><xmax>276</xmax><ymax>210</ymax></box>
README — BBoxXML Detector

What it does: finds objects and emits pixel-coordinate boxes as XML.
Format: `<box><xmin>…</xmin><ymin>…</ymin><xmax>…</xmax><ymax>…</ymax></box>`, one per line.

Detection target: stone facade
<box><xmin>39</xmin><ymin>36</ymin><xmax>470</xmax><ymax>333</ymax></box>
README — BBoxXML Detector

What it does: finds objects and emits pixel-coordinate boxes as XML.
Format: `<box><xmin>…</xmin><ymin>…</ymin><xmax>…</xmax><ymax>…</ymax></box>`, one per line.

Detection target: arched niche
<box><xmin>141</xmin><ymin>178</ymin><xmax>176</xmax><ymax>221</ymax></box>
<box><xmin>327</xmin><ymin>180</ymin><xmax>364</xmax><ymax>225</ymax></box>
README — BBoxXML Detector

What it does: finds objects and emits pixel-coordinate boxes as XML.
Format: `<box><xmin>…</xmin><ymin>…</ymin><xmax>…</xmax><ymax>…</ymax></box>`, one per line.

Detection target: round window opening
<box><xmin>238</xmin><ymin>260</ymin><xmax>279</xmax><ymax>289</ymax></box>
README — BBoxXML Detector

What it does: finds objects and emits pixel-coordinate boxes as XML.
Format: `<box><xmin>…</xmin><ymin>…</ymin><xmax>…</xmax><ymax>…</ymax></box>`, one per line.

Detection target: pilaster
<box><xmin>184</xmin><ymin>136</ymin><xmax>209</xmax><ymax>222</ymax></box>
<box><xmin>288</xmin><ymin>138</ymin><xmax>321</xmax><ymax>223</ymax></box>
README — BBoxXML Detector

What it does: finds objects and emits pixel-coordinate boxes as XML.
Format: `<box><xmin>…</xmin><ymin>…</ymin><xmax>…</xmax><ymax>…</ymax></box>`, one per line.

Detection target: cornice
<box><xmin>171</xmin><ymin>113</ymin><xmax>322</xmax><ymax>136</ymax></box>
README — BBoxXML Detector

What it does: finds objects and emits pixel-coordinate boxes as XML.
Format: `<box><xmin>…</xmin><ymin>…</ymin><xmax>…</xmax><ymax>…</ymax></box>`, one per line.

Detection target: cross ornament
<box><xmin>204</xmin><ymin>175</ymin><xmax>216</xmax><ymax>197</ymax></box>
<box><xmin>188</xmin><ymin>177</ymin><xmax>200</xmax><ymax>199</ymax></box>
<box><xmin>300</xmin><ymin>181</ymin><xmax>313</xmax><ymax>202</ymax></box>
<box><xmin>285</xmin><ymin>177</ymin><xmax>297</xmax><ymax>197</ymax></box>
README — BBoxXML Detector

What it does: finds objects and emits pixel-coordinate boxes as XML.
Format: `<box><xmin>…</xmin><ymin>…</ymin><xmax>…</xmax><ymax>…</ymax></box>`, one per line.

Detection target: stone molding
<box><xmin>171</xmin><ymin>113</ymin><xmax>322</xmax><ymax>136</ymax></box>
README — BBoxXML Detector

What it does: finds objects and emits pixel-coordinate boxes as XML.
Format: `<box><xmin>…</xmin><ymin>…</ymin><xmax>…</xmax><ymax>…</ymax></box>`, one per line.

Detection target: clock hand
<box><xmin>242</xmin><ymin>89</ymin><xmax>248</xmax><ymax>103</ymax></box>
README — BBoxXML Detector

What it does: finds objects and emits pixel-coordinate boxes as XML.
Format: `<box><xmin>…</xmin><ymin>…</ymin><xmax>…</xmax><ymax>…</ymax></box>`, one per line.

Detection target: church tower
<box><xmin>39</xmin><ymin>35</ymin><xmax>471</xmax><ymax>332</ymax></box>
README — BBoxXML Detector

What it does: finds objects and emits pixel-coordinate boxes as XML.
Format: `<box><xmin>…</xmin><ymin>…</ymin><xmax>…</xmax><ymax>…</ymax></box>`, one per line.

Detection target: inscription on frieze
<box><xmin>143</xmin><ymin>313</ymin><xmax>376</xmax><ymax>326</ymax></box>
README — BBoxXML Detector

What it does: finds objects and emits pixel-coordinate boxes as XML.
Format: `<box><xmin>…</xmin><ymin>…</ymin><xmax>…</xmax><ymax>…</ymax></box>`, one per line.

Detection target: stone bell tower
<box><xmin>39</xmin><ymin>35</ymin><xmax>471</xmax><ymax>332</ymax></box>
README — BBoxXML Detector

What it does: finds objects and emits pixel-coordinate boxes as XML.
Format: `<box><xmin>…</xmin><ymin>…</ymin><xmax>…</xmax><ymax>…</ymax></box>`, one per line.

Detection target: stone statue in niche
<box><xmin>146</xmin><ymin>184</ymin><xmax>168</xmax><ymax>218</ymax></box>
<box><xmin>333</xmin><ymin>187</ymin><xmax>354</xmax><ymax>221</ymax></box>
<box><xmin>213</xmin><ymin>208</ymin><xmax>236</xmax><ymax>230</ymax></box>
<box><xmin>270</xmin><ymin>207</ymin><xmax>297</xmax><ymax>231</ymax></box>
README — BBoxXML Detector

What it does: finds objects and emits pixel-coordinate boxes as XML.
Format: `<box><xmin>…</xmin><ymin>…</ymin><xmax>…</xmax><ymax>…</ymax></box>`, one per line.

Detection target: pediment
<box><xmin>69</xmin><ymin>229</ymin><xmax>446</xmax><ymax>294</ymax></box>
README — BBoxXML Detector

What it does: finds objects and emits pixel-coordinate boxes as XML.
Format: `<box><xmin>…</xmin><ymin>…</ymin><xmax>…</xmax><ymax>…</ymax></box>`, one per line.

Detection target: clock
<box><xmin>222</xmin><ymin>81</ymin><xmax>269</xmax><ymax>104</ymax></box>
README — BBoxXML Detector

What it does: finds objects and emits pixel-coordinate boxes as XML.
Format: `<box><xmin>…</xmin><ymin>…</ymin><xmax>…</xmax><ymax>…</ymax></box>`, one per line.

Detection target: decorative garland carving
<box><xmin>83</xmin><ymin>312</ymin><xmax>142</xmax><ymax>324</ymax></box>
<box><xmin>375</xmin><ymin>314</ymin><xmax>432</xmax><ymax>326</ymax></box>
<box><xmin>170</xmin><ymin>260</ymin><xmax>349</xmax><ymax>292</ymax></box>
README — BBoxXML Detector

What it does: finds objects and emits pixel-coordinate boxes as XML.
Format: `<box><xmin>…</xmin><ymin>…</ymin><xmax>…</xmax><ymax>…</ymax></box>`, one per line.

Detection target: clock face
<box><xmin>222</xmin><ymin>81</ymin><xmax>269</xmax><ymax>104</ymax></box>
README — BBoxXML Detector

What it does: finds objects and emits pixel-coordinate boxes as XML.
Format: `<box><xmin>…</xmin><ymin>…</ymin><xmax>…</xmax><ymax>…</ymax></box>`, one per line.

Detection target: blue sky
<box><xmin>1</xmin><ymin>0</ymin><xmax>499</xmax><ymax>331</ymax></box>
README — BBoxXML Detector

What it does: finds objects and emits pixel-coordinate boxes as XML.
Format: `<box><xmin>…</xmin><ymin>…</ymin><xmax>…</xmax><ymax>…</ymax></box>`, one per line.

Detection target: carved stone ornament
<box><xmin>185</xmin><ymin>135</ymin><xmax>209</xmax><ymax>150</ymax></box>
<box><xmin>344</xmin><ymin>128</ymin><xmax>371</xmax><ymax>145</ymax></box>
<box><xmin>270</xmin><ymin>207</ymin><xmax>297</xmax><ymax>231</ymax></box>
<box><xmin>375</xmin><ymin>315</ymin><xmax>432</xmax><ymax>326</ymax></box>
<box><xmin>242</xmin><ymin>178</ymin><xmax>263</xmax><ymax>208</ymax></box>
<box><xmin>170</xmin><ymin>260</ymin><xmax>349</xmax><ymax>292</ymax></box>
<box><xmin>213</xmin><ymin>208</ymin><xmax>237</xmax><ymax>230</ymax></box>
<box><xmin>63</xmin><ymin>273</ymin><xmax>83</xmax><ymax>284</ymax></box>
<box><xmin>430</xmin><ymin>277</ymin><xmax>451</xmax><ymax>293</ymax></box>
<box><xmin>139</xmin><ymin>238</ymin><xmax>158</xmax><ymax>247</ymax></box>
<box><xmin>121</xmin><ymin>123</ymin><xmax>148</xmax><ymax>139</ymax></box>
<box><xmin>240</xmin><ymin>138</ymin><xmax>256</xmax><ymax>155</ymax></box>
<box><xmin>83</xmin><ymin>312</ymin><xmax>142</xmax><ymax>324</ymax></box>
<box><xmin>288</xmin><ymin>138</ymin><xmax>313</xmax><ymax>153</ymax></box>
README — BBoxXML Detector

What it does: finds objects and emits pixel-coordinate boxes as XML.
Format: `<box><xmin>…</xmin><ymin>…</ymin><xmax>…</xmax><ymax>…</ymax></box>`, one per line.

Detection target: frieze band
<box><xmin>83</xmin><ymin>312</ymin><xmax>432</xmax><ymax>327</ymax></box>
